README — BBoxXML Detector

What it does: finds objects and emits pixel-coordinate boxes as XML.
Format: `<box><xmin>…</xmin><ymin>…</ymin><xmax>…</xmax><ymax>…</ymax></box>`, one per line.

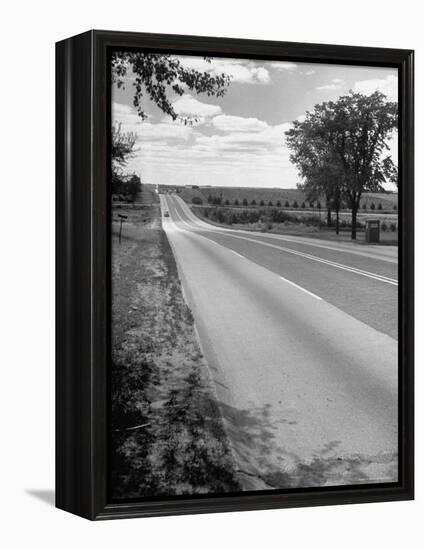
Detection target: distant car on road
<box><xmin>164</xmin><ymin>211</ymin><xmax>170</xmax><ymax>217</ymax></box>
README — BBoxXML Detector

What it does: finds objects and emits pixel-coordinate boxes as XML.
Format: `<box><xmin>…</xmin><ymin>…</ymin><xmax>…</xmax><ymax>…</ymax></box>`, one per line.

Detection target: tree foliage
<box><xmin>111</xmin><ymin>52</ymin><xmax>232</xmax><ymax>124</ymax></box>
<box><xmin>285</xmin><ymin>91</ymin><xmax>398</xmax><ymax>239</ymax></box>
<box><xmin>112</xmin><ymin>122</ymin><xmax>136</xmax><ymax>175</ymax></box>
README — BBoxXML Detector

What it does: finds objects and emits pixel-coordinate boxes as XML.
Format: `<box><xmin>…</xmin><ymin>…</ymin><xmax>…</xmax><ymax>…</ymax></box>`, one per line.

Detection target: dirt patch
<box><xmin>110</xmin><ymin>204</ymin><xmax>240</xmax><ymax>499</ymax></box>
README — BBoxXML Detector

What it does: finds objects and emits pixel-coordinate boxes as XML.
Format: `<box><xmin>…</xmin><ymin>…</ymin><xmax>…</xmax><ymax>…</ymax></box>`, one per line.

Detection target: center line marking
<box><xmin>172</xmin><ymin>197</ymin><xmax>397</xmax><ymax>286</ymax></box>
<box><xmin>279</xmin><ymin>276</ymin><xmax>323</xmax><ymax>301</ymax></box>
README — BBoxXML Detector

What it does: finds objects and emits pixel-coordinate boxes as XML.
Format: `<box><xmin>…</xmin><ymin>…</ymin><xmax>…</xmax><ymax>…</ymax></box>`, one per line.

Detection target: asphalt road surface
<box><xmin>160</xmin><ymin>193</ymin><xmax>398</xmax><ymax>490</ymax></box>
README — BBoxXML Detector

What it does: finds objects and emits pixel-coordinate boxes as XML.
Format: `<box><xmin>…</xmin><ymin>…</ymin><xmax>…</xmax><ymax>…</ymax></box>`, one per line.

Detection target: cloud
<box><xmin>211</xmin><ymin>114</ymin><xmax>270</xmax><ymax>133</ymax></box>
<box><xmin>316</xmin><ymin>84</ymin><xmax>340</xmax><ymax>91</ymax></box>
<box><xmin>180</xmin><ymin>56</ymin><xmax>271</xmax><ymax>84</ymax></box>
<box><xmin>137</xmin><ymin>122</ymin><xmax>193</xmax><ymax>141</ymax></box>
<box><xmin>193</xmin><ymin>122</ymin><xmax>292</xmax><ymax>154</ymax></box>
<box><xmin>252</xmin><ymin>67</ymin><xmax>271</xmax><ymax>83</ymax></box>
<box><xmin>172</xmin><ymin>95</ymin><xmax>222</xmax><ymax>119</ymax></box>
<box><xmin>268</xmin><ymin>61</ymin><xmax>298</xmax><ymax>71</ymax></box>
<box><xmin>112</xmin><ymin>102</ymin><xmax>193</xmax><ymax>141</ymax></box>
<box><xmin>316</xmin><ymin>78</ymin><xmax>344</xmax><ymax>91</ymax></box>
<box><xmin>353</xmin><ymin>74</ymin><xmax>397</xmax><ymax>102</ymax></box>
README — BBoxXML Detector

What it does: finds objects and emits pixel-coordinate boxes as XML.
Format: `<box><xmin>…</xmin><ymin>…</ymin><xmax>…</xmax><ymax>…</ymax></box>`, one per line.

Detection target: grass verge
<box><xmin>111</xmin><ymin>204</ymin><xmax>240</xmax><ymax>499</ymax></box>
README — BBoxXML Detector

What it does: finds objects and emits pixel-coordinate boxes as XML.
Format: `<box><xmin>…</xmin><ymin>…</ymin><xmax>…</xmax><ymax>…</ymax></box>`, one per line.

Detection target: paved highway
<box><xmin>160</xmin><ymin>193</ymin><xmax>398</xmax><ymax>490</ymax></box>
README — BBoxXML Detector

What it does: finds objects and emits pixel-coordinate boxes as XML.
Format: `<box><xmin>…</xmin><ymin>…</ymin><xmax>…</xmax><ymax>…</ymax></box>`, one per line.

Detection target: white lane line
<box><xmin>168</xmin><ymin>201</ymin><xmax>324</xmax><ymax>303</ymax></box>
<box><xmin>279</xmin><ymin>276</ymin><xmax>323</xmax><ymax>300</ymax></box>
<box><xmin>170</xmin><ymin>197</ymin><xmax>397</xmax><ymax>287</ymax></box>
<box><xmin>231</xmin><ymin>250</ymin><xmax>245</xmax><ymax>258</ymax></box>
<box><xmin>169</xmin><ymin>202</ymin><xmax>325</xmax><ymax>303</ymax></box>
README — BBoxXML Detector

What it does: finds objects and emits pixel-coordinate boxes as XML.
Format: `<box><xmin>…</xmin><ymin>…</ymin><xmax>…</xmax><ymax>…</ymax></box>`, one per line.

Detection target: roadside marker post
<box><xmin>118</xmin><ymin>214</ymin><xmax>128</xmax><ymax>244</ymax></box>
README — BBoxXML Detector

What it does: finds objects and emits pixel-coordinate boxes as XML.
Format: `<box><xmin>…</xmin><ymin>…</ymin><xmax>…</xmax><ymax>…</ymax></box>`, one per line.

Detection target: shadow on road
<box><xmin>218</xmin><ymin>401</ymin><xmax>396</xmax><ymax>490</ymax></box>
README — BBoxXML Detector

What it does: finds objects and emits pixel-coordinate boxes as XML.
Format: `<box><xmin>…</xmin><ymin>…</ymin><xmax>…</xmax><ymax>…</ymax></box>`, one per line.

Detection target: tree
<box><xmin>251</xmin><ymin>199</ymin><xmax>257</xmax><ymax>205</ymax></box>
<box><xmin>111</xmin><ymin>122</ymin><xmax>137</xmax><ymax>188</ymax></box>
<box><xmin>113</xmin><ymin>174</ymin><xmax>141</xmax><ymax>202</ymax></box>
<box><xmin>234</xmin><ymin>199</ymin><xmax>239</xmax><ymax>206</ymax></box>
<box><xmin>332</xmin><ymin>92</ymin><xmax>397</xmax><ymax>238</ymax></box>
<box><xmin>277</xmin><ymin>200</ymin><xmax>282</xmax><ymax>207</ymax></box>
<box><xmin>378</xmin><ymin>202</ymin><xmax>383</xmax><ymax>210</ymax></box>
<box><xmin>260</xmin><ymin>200</ymin><xmax>265</xmax><ymax>206</ymax></box>
<box><xmin>301</xmin><ymin>201</ymin><xmax>306</xmax><ymax>208</ymax></box>
<box><xmin>242</xmin><ymin>198</ymin><xmax>248</xmax><ymax>206</ymax></box>
<box><xmin>112</xmin><ymin>52</ymin><xmax>231</xmax><ymax>124</ymax></box>
<box><xmin>293</xmin><ymin>201</ymin><xmax>299</xmax><ymax>208</ymax></box>
<box><xmin>285</xmin><ymin>91</ymin><xmax>397</xmax><ymax>239</ymax></box>
<box><xmin>285</xmin><ymin>200</ymin><xmax>290</xmax><ymax>207</ymax></box>
<box><xmin>268</xmin><ymin>200</ymin><xmax>273</xmax><ymax>207</ymax></box>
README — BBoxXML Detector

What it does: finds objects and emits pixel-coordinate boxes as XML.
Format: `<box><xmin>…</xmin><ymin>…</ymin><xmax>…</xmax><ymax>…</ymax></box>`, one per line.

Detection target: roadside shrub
<box><xmin>112</xmin><ymin>174</ymin><xmax>141</xmax><ymax>202</ymax></box>
<box><xmin>234</xmin><ymin>199</ymin><xmax>239</xmax><ymax>206</ymax></box>
<box><xmin>293</xmin><ymin>201</ymin><xmax>299</xmax><ymax>208</ymax></box>
<box><xmin>260</xmin><ymin>200</ymin><xmax>265</xmax><ymax>206</ymax></box>
<box><xmin>309</xmin><ymin>201</ymin><xmax>314</xmax><ymax>208</ymax></box>
<box><xmin>301</xmin><ymin>201</ymin><xmax>306</xmax><ymax>208</ymax></box>
<box><xmin>381</xmin><ymin>222</ymin><xmax>388</xmax><ymax>231</ymax></box>
<box><xmin>251</xmin><ymin>199</ymin><xmax>256</xmax><ymax>205</ymax></box>
<box><xmin>192</xmin><ymin>196</ymin><xmax>203</xmax><ymax>205</ymax></box>
<box><xmin>224</xmin><ymin>199</ymin><xmax>230</xmax><ymax>205</ymax></box>
<box><xmin>370</xmin><ymin>202</ymin><xmax>376</xmax><ymax>210</ymax></box>
<box><xmin>242</xmin><ymin>198</ymin><xmax>248</xmax><ymax>206</ymax></box>
<box><xmin>268</xmin><ymin>200</ymin><xmax>273</xmax><ymax>206</ymax></box>
<box><xmin>285</xmin><ymin>200</ymin><xmax>290</xmax><ymax>207</ymax></box>
<box><xmin>390</xmin><ymin>222</ymin><xmax>396</xmax><ymax>232</ymax></box>
<box><xmin>362</xmin><ymin>203</ymin><xmax>367</xmax><ymax>210</ymax></box>
<box><xmin>317</xmin><ymin>201</ymin><xmax>321</xmax><ymax>209</ymax></box>
<box><xmin>378</xmin><ymin>203</ymin><xmax>383</xmax><ymax>210</ymax></box>
<box><xmin>276</xmin><ymin>200</ymin><xmax>282</xmax><ymax>207</ymax></box>
<box><xmin>207</xmin><ymin>195</ymin><xmax>213</xmax><ymax>204</ymax></box>
<box><xmin>393</xmin><ymin>204</ymin><xmax>397</xmax><ymax>210</ymax></box>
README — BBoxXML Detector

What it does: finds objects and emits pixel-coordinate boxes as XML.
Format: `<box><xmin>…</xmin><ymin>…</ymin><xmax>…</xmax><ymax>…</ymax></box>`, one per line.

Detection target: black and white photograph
<box><xmin>110</xmin><ymin>50</ymin><xmax>400</xmax><ymax>500</ymax></box>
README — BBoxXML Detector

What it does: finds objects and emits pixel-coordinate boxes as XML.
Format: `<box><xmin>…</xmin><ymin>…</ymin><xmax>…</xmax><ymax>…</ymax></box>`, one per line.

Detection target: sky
<box><xmin>112</xmin><ymin>55</ymin><xmax>398</xmax><ymax>189</ymax></box>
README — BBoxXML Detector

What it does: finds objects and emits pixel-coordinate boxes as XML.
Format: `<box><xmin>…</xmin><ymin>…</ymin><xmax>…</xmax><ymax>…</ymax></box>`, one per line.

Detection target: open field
<box><xmin>190</xmin><ymin>207</ymin><xmax>398</xmax><ymax>244</ymax></box>
<box><xmin>111</xmin><ymin>204</ymin><xmax>240</xmax><ymax>498</ymax></box>
<box><xmin>175</xmin><ymin>186</ymin><xmax>398</xmax><ymax>212</ymax></box>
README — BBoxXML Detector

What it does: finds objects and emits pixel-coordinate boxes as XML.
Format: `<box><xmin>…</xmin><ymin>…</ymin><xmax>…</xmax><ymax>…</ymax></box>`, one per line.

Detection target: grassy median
<box><xmin>110</xmin><ymin>203</ymin><xmax>240</xmax><ymax>499</ymax></box>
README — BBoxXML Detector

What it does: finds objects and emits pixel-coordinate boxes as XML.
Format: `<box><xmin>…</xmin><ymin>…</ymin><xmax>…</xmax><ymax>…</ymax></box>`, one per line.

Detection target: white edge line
<box><xmin>279</xmin><ymin>276</ymin><xmax>323</xmax><ymax>301</ymax></box>
<box><xmin>230</xmin><ymin>250</ymin><xmax>245</xmax><ymax>258</ymax></box>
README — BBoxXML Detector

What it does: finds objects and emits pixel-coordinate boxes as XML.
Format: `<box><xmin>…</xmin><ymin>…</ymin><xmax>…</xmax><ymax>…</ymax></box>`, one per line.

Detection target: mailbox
<box><xmin>365</xmin><ymin>219</ymin><xmax>380</xmax><ymax>243</ymax></box>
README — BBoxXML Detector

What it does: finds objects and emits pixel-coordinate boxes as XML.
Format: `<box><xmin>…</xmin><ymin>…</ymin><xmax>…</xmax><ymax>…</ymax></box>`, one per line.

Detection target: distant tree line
<box><xmin>204</xmin><ymin>195</ymin><xmax>324</xmax><ymax>209</ymax></box>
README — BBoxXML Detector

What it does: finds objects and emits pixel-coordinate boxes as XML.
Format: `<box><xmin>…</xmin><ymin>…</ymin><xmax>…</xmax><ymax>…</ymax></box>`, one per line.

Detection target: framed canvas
<box><xmin>56</xmin><ymin>30</ymin><xmax>414</xmax><ymax>520</ymax></box>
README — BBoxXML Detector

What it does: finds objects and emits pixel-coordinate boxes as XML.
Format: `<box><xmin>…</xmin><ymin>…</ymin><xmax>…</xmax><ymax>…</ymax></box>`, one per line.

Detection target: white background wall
<box><xmin>0</xmin><ymin>1</ymin><xmax>421</xmax><ymax>547</ymax></box>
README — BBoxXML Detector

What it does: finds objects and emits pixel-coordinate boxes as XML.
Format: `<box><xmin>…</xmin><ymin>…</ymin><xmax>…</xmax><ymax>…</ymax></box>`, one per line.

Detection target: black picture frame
<box><xmin>56</xmin><ymin>29</ymin><xmax>414</xmax><ymax>520</ymax></box>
